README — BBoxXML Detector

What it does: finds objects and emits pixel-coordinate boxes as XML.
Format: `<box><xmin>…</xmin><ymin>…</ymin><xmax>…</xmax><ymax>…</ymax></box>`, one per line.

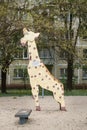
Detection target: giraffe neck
<box><xmin>28</xmin><ymin>41</ymin><xmax>40</xmax><ymax>62</ymax></box>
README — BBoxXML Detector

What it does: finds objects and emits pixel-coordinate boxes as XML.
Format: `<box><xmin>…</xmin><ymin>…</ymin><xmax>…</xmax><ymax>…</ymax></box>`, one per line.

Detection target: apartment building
<box><xmin>0</xmin><ymin>37</ymin><xmax>87</xmax><ymax>86</ymax></box>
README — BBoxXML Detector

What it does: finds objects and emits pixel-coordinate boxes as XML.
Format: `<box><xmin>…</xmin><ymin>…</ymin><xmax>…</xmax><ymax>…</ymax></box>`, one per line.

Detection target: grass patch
<box><xmin>65</xmin><ymin>89</ymin><xmax>87</xmax><ymax>96</ymax></box>
<box><xmin>0</xmin><ymin>89</ymin><xmax>32</xmax><ymax>97</ymax></box>
<box><xmin>0</xmin><ymin>89</ymin><xmax>87</xmax><ymax>97</ymax></box>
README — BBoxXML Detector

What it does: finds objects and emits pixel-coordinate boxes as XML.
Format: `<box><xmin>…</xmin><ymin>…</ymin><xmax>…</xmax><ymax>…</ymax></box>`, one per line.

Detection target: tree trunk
<box><xmin>67</xmin><ymin>55</ymin><xmax>74</xmax><ymax>91</ymax></box>
<box><xmin>1</xmin><ymin>68</ymin><xmax>7</xmax><ymax>93</ymax></box>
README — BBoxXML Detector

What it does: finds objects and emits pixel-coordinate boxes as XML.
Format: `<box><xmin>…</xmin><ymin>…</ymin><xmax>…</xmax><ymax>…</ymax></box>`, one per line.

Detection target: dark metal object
<box><xmin>15</xmin><ymin>109</ymin><xmax>32</xmax><ymax>124</ymax></box>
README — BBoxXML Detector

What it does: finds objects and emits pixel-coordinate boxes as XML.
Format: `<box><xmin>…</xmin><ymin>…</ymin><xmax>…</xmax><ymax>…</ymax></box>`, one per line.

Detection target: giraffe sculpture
<box><xmin>20</xmin><ymin>28</ymin><xmax>66</xmax><ymax>111</ymax></box>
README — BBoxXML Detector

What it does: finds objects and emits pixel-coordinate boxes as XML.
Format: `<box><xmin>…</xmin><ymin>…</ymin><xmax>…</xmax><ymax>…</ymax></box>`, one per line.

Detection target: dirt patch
<box><xmin>0</xmin><ymin>96</ymin><xmax>87</xmax><ymax>130</ymax></box>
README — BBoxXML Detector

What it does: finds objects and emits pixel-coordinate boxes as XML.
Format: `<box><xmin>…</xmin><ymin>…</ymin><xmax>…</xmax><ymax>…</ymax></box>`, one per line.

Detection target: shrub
<box><xmin>74</xmin><ymin>83</ymin><xmax>87</xmax><ymax>89</ymax></box>
<box><xmin>6</xmin><ymin>84</ymin><xmax>31</xmax><ymax>90</ymax></box>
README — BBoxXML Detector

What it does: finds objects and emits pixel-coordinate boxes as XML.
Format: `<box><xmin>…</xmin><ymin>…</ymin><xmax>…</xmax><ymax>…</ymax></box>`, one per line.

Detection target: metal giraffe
<box><xmin>21</xmin><ymin>28</ymin><xmax>66</xmax><ymax>111</ymax></box>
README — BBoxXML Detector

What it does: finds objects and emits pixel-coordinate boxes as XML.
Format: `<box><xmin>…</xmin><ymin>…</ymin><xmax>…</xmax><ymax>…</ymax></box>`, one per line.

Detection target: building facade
<box><xmin>0</xmin><ymin>38</ymin><xmax>87</xmax><ymax>86</ymax></box>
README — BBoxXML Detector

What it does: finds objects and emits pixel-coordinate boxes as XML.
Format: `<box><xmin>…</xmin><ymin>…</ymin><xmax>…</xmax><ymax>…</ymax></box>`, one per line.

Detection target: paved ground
<box><xmin>0</xmin><ymin>96</ymin><xmax>87</xmax><ymax>130</ymax></box>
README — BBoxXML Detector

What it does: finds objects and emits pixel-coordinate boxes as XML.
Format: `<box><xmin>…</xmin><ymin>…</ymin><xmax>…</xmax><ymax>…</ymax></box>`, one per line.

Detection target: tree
<box><xmin>0</xmin><ymin>0</ymin><xmax>30</xmax><ymax>93</ymax></box>
<box><xmin>29</xmin><ymin>0</ymin><xmax>87</xmax><ymax>90</ymax></box>
<box><xmin>21</xmin><ymin>67</ymin><xmax>29</xmax><ymax>89</ymax></box>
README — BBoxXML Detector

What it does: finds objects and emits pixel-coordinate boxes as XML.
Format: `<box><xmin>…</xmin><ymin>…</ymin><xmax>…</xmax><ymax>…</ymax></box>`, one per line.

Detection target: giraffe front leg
<box><xmin>31</xmin><ymin>85</ymin><xmax>41</xmax><ymax>111</ymax></box>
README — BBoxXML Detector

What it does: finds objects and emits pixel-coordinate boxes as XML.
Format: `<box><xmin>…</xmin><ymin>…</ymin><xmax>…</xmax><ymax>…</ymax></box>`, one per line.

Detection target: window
<box><xmin>15</xmin><ymin>50</ymin><xmax>23</xmax><ymax>59</ymax></box>
<box><xmin>14</xmin><ymin>68</ymin><xmax>28</xmax><ymax>79</ymax></box>
<box><xmin>60</xmin><ymin>68</ymin><xmax>67</xmax><ymax>77</ymax></box>
<box><xmin>15</xmin><ymin>48</ymin><xmax>28</xmax><ymax>59</ymax></box>
<box><xmin>39</xmin><ymin>48</ymin><xmax>53</xmax><ymax>59</ymax></box>
<box><xmin>83</xmin><ymin>49</ymin><xmax>87</xmax><ymax>59</ymax></box>
<box><xmin>60</xmin><ymin>51</ymin><xmax>67</xmax><ymax>59</ymax></box>
<box><xmin>82</xmin><ymin>67</ymin><xmax>87</xmax><ymax>79</ymax></box>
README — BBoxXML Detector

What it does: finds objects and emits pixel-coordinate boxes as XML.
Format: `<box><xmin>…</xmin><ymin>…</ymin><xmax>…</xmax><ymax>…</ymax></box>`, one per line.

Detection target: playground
<box><xmin>0</xmin><ymin>96</ymin><xmax>87</xmax><ymax>130</ymax></box>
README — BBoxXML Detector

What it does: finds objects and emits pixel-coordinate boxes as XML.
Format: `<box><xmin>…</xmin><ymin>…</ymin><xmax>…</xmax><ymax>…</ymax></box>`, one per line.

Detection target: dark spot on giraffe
<box><xmin>54</xmin><ymin>92</ymin><xmax>56</xmax><ymax>95</ymax></box>
<box><xmin>33</xmin><ymin>87</ymin><xmax>35</xmax><ymax>89</ymax></box>
<box><xmin>34</xmin><ymin>95</ymin><xmax>37</xmax><ymax>97</ymax></box>
<box><xmin>45</xmin><ymin>75</ymin><xmax>48</xmax><ymax>77</ymax></box>
<box><xmin>35</xmin><ymin>66</ymin><xmax>37</xmax><ymax>69</ymax></box>
<box><xmin>29</xmin><ymin>56</ymin><xmax>32</xmax><ymax>60</ymax></box>
<box><xmin>47</xmin><ymin>86</ymin><xmax>49</xmax><ymax>89</ymax></box>
<box><xmin>33</xmin><ymin>47</ymin><xmax>36</xmax><ymax>50</ymax></box>
<box><xmin>36</xmin><ymin>56</ymin><xmax>38</xmax><ymax>58</ymax></box>
<box><xmin>62</xmin><ymin>93</ymin><xmax>64</xmax><ymax>96</ymax></box>
<box><xmin>31</xmin><ymin>76</ymin><xmax>33</xmax><ymax>78</ymax></box>
<box><xmin>34</xmin><ymin>75</ymin><xmax>37</xmax><ymax>77</ymax></box>
<box><xmin>41</xmin><ymin>79</ymin><xmax>44</xmax><ymax>81</ymax></box>
<box><xmin>61</xmin><ymin>84</ymin><xmax>64</xmax><ymax>90</ymax></box>
<box><xmin>36</xmin><ymin>100</ymin><xmax>39</xmax><ymax>102</ymax></box>
<box><xmin>49</xmin><ymin>78</ymin><xmax>51</xmax><ymax>80</ymax></box>
<box><xmin>60</xmin><ymin>84</ymin><xmax>63</xmax><ymax>87</ymax></box>
<box><xmin>29</xmin><ymin>45</ymin><xmax>31</xmax><ymax>47</ymax></box>
<box><xmin>59</xmin><ymin>96</ymin><xmax>61</xmax><ymax>99</ymax></box>
<box><xmin>46</xmin><ymin>70</ymin><xmax>48</xmax><ymax>72</ymax></box>
<box><xmin>57</xmin><ymin>87</ymin><xmax>59</xmax><ymax>90</ymax></box>
<box><xmin>55</xmin><ymin>83</ymin><xmax>57</xmax><ymax>86</ymax></box>
<box><xmin>28</xmin><ymin>67</ymin><xmax>31</xmax><ymax>69</ymax></box>
<box><xmin>53</xmin><ymin>86</ymin><xmax>55</xmax><ymax>88</ymax></box>
<box><xmin>38</xmin><ymin>73</ymin><xmax>41</xmax><ymax>75</ymax></box>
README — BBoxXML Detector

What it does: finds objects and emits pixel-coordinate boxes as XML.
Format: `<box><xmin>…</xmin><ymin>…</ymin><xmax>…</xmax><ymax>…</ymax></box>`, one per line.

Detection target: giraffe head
<box><xmin>20</xmin><ymin>28</ymin><xmax>40</xmax><ymax>46</ymax></box>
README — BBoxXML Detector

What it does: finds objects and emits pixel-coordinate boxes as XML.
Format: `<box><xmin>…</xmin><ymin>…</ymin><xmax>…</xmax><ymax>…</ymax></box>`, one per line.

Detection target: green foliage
<box><xmin>0</xmin><ymin>0</ymin><xmax>30</xmax><ymax>71</ymax></box>
<box><xmin>31</xmin><ymin>0</ymin><xmax>87</xmax><ymax>52</ymax></box>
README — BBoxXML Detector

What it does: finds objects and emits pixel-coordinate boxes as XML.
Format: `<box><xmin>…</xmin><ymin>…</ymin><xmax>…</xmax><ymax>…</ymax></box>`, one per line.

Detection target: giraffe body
<box><xmin>21</xmin><ymin>28</ymin><xmax>66</xmax><ymax>111</ymax></box>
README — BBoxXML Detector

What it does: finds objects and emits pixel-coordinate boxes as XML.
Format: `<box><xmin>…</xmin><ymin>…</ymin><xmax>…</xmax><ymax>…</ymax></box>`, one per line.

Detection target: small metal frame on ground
<box><xmin>15</xmin><ymin>109</ymin><xmax>32</xmax><ymax>124</ymax></box>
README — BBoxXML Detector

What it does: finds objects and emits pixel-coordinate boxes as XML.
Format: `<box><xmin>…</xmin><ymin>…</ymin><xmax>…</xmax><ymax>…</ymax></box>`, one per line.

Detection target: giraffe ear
<box><xmin>35</xmin><ymin>33</ymin><xmax>40</xmax><ymax>38</ymax></box>
<box><xmin>23</xmin><ymin>28</ymin><xmax>28</xmax><ymax>35</ymax></box>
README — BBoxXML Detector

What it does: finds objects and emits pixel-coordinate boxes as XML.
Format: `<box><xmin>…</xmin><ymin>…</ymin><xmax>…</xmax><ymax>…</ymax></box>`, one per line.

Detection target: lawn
<box><xmin>0</xmin><ymin>89</ymin><xmax>87</xmax><ymax>96</ymax></box>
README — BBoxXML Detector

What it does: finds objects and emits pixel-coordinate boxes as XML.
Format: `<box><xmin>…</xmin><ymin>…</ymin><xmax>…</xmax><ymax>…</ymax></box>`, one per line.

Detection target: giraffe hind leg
<box><xmin>53</xmin><ymin>83</ymin><xmax>67</xmax><ymax>111</ymax></box>
<box><xmin>53</xmin><ymin>93</ymin><xmax>66</xmax><ymax>111</ymax></box>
